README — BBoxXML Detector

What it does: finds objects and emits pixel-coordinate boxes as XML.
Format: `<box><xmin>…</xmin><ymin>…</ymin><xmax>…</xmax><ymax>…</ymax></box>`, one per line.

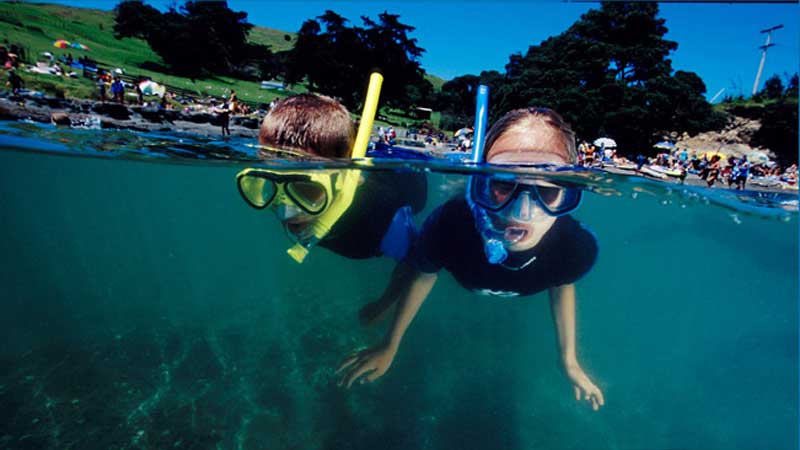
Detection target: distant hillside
<box><xmin>425</xmin><ymin>73</ymin><xmax>446</xmax><ymax>92</ymax></box>
<box><xmin>248</xmin><ymin>26</ymin><xmax>296</xmax><ymax>53</ymax></box>
<box><xmin>0</xmin><ymin>2</ymin><xmax>303</xmax><ymax>103</ymax></box>
<box><xmin>0</xmin><ymin>2</ymin><xmax>298</xmax><ymax>63</ymax></box>
<box><xmin>0</xmin><ymin>2</ymin><xmax>446</xmax><ymax>110</ymax></box>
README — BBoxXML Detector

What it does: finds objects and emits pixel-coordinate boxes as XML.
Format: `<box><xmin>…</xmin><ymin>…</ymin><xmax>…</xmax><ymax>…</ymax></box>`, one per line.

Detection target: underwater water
<box><xmin>0</xmin><ymin>122</ymin><xmax>797</xmax><ymax>450</ymax></box>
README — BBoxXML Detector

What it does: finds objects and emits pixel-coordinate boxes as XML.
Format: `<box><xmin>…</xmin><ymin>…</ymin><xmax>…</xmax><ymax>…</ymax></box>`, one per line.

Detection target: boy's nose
<box><xmin>511</xmin><ymin>190</ymin><xmax>535</xmax><ymax>221</ymax></box>
<box><xmin>274</xmin><ymin>203</ymin><xmax>304</xmax><ymax>220</ymax></box>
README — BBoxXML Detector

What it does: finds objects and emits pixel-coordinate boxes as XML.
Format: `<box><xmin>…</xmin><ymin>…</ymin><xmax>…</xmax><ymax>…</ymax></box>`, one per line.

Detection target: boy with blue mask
<box><xmin>338</xmin><ymin>107</ymin><xmax>604</xmax><ymax>411</ymax></box>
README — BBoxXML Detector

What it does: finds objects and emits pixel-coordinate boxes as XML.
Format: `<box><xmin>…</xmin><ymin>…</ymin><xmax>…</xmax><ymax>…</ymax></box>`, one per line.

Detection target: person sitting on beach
<box><xmin>337</xmin><ymin>107</ymin><xmax>604</xmax><ymax>411</ymax></box>
<box><xmin>237</xmin><ymin>93</ymin><xmax>427</xmax><ymax>262</ymax></box>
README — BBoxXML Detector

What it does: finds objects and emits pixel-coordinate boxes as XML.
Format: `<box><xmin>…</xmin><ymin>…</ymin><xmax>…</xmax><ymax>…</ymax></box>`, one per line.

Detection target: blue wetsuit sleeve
<box><xmin>379</xmin><ymin>206</ymin><xmax>416</xmax><ymax>262</ymax></box>
<box><xmin>408</xmin><ymin>205</ymin><xmax>446</xmax><ymax>273</ymax></box>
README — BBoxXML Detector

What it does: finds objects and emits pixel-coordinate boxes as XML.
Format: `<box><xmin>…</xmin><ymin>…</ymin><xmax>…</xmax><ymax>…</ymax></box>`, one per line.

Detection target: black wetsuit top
<box><xmin>412</xmin><ymin>198</ymin><xmax>597</xmax><ymax>298</ymax></box>
<box><xmin>319</xmin><ymin>171</ymin><xmax>427</xmax><ymax>259</ymax></box>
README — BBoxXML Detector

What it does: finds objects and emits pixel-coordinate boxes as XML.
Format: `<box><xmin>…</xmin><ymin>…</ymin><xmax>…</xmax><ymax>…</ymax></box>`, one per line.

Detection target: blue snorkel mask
<box><xmin>466</xmin><ymin>86</ymin><xmax>582</xmax><ymax>264</ymax></box>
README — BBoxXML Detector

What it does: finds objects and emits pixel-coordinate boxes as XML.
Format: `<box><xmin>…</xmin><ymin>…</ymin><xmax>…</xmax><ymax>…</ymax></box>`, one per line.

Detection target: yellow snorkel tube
<box><xmin>286</xmin><ymin>72</ymin><xmax>384</xmax><ymax>263</ymax></box>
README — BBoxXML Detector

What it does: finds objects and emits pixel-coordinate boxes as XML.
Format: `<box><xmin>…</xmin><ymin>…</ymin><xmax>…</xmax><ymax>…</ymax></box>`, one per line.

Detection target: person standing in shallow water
<box><xmin>215</xmin><ymin>101</ymin><xmax>231</xmax><ymax>137</ymax></box>
<box><xmin>338</xmin><ymin>107</ymin><xmax>604</xmax><ymax>411</ymax></box>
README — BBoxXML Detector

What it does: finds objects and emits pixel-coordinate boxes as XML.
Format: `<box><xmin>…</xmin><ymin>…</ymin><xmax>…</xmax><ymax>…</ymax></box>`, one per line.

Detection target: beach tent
<box><xmin>454</xmin><ymin>127</ymin><xmax>473</xmax><ymax>137</ymax></box>
<box><xmin>53</xmin><ymin>40</ymin><xmax>70</xmax><ymax>49</ymax></box>
<box><xmin>654</xmin><ymin>141</ymin><xmax>675</xmax><ymax>150</ymax></box>
<box><xmin>138</xmin><ymin>80</ymin><xmax>166</xmax><ymax>97</ymax></box>
<box><xmin>747</xmin><ymin>151</ymin><xmax>770</xmax><ymax>163</ymax></box>
<box><xmin>593</xmin><ymin>137</ymin><xmax>617</xmax><ymax>148</ymax></box>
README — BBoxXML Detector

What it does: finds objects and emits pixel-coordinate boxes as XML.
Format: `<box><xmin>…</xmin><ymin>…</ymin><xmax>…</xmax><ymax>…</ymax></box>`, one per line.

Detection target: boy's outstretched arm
<box><xmin>359</xmin><ymin>262</ymin><xmax>415</xmax><ymax>325</ymax></box>
<box><xmin>549</xmin><ymin>283</ymin><xmax>605</xmax><ymax>410</ymax></box>
<box><xmin>337</xmin><ymin>270</ymin><xmax>437</xmax><ymax>388</ymax></box>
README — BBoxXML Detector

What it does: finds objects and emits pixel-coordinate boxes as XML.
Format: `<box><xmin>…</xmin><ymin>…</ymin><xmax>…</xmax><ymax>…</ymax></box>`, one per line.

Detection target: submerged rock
<box><xmin>50</xmin><ymin>112</ymin><xmax>70</xmax><ymax>126</ymax></box>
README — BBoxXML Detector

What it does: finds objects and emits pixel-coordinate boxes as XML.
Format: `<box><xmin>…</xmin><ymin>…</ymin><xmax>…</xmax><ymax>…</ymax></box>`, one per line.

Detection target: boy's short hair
<box><xmin>258</xmin><ymin>94</ymin><xmax>354</xmax><ymax>159</ymax></box>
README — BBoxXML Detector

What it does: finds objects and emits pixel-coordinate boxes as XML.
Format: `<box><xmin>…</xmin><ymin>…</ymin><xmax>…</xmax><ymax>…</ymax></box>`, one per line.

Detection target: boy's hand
<box><xmin>336</xmin><ymin>345</ymin><xmax>396</xmax><ymax>388</ymax></box>
<box><xmin>565</xmin><ymin>362</ymin><xmax>605</xmax><ymax>411</ymax></box>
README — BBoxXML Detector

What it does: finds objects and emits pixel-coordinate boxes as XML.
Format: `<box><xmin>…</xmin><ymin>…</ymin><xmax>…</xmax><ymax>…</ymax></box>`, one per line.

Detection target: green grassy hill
<box><xmin>0</xmin><ymin>2</ymin><xmax>302</xmax><ymax>103</ymax></box>
<box><xmin>0</xmin><ymin>1</ymin><xmax>447</xmax><ymax>125</ymax></box>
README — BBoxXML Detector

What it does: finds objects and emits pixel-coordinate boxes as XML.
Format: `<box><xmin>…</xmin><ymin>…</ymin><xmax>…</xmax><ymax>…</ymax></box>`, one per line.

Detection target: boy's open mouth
<box><xmin>283</xmin><ymin>219</ymin><xmax>313</xmax><ymax>236</ymax></box>
<box><xmin>504</xmin><ymin>226</ymin><xmax>529</xmax><ymax>243</ymax></box>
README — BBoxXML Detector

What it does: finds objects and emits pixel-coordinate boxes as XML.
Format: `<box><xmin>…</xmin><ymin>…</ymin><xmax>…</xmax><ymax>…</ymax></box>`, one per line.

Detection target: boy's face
<box><xmin>485</xmin><ymin>126</ymin><xmax>568</xmax><ymax>252</ymax></box>
<box><xmin>273</xmin><ymin>204</ymin><xmax>317</xmax><ymax>243</ymax></box>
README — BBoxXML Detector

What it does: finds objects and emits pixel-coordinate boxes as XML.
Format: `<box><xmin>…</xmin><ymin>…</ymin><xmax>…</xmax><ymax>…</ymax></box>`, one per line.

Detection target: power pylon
<box><xmin>752</xmin><ymin>24</ymin><xmax>783</xmax><ymax>96</ymax></box>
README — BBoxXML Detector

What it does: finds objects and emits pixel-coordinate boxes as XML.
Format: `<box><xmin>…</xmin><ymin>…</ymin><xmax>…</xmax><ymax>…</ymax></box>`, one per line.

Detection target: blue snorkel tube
<box><xmin>465</xmin><ymin>85</ymin><xmax>508</xmax><ymax>264</ymax></box>
<box><xmin>470</xmin><ymin>85</ymin><xmax>489</xmax><ymax>164</ymax></box>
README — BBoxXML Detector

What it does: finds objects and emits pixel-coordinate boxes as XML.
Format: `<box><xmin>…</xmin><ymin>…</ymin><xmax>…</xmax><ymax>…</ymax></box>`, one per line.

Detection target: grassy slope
<box><xmin>0</xmin><ymin>2</ymin><xmax>446</xmax><ymax>125</ymax></box>
<box><xmin>424</xmin><ymin>73</ymin><xmax>445</xmax><ymax>92</ymax></box>
<box><xmin>0</xmin><ymin>2</ymin><xmax>301</xmax><ymax>104</ymax></box>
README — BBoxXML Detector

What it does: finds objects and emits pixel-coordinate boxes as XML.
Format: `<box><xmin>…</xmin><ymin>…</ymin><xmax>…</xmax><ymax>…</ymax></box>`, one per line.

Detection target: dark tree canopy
<box><xmin>436</xmin><ymin>2</ymin><xmax>722</xmax><ymax>153</ymax></box>
<box><xmin>283</xmin><ymin>10</ymin><xmax>432</xmax><ymax>110</ymax></box>
<box><xmin>759</xmin><ymin>74</ymin><xmax>785</xmax><ymax>100</ymax></box>
<box><xmin>113</xmin><ymin>0</ymin><xmax>267</xmax><ymax>77</ymax></box>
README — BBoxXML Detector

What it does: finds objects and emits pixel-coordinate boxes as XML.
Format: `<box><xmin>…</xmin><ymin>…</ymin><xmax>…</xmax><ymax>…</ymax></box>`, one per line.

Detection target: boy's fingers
<box><xmin>336</xmin><ymin>356</ymin><xmax>358</xmax><ymax>374</ymax></box>
<box><xmin>346</xmin><ymin>365</ymin><xmax>374</xmax><ymax>389</ymax></box>
<box><xmin>366</xmin><ymin>369</ymin><xmax>384</xmax><ymax>382</ymax></box>
<box><xmin>574</xmin><ymin>386</ymin><xmax>581</xmax><ymax>401</ymax></box>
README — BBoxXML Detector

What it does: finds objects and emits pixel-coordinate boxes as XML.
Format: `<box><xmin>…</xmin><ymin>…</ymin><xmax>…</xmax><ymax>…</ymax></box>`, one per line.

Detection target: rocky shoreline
<box><xmin>0</xmin><ymin>91</ymin><xmax>260</xmax><ymax>138</ymax></box>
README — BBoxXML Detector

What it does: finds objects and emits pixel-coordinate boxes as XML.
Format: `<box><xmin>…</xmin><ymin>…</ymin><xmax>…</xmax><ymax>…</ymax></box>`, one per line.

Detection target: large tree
<box><xmin>284</xmin><ymin>10</ymin><xmax>432</xmax><ymax>110</ymax></box>
<box><xmin>113</xmin><ymin>0</ymin><xmax>266</xmax><ymax>77</ymax></box>
<box><xmin>486</xmin><ymin>2</ymin><xmax>721</xmax><ymax>152</ymax></box>
<box><xmin>435</xmin><ymin>71</ymin><xmax>503</xmax><ymax>130</ymax></box>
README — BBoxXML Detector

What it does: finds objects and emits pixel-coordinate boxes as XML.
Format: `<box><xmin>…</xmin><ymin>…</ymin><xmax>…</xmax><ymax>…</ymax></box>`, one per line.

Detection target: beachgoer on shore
<box><xmin>6</xmin><ymin>68</ymin><xmax>24</xmax><ymax>95</ymax></box>
<box><xmin>215</xmin><ymin>101</ymin><xmax>231</xmax><ymax>137</ymax></box>
<box><xmin>229</xmin><ymin>90</ymin><xmax>238</xmax><ymax>114</ymax></box>
<box><xmin>736</xmin><ymin>156</ymin><xmax>749</xmax><ymax>190</ymax></box>
<box><xmin>111</xmin><ymin>78</ymin><xmax>124</xmax><ymax>103</ymax></box>
<box><xmin>338</xmin><ymin>107</ymin><xmax>604</xmax><ymax>411</ymax></box>
<box><xmin>706</xmin><ymin>155</ymin><xmax>722</xmax><ymax>187</ymax></box>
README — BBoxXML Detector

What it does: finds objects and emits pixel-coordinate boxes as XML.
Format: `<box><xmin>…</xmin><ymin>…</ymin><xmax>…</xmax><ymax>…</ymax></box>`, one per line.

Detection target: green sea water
<box><xmin>0</xmin><ymin>125</ymin><xmax>797</xmax><ymax>450</ymax></box>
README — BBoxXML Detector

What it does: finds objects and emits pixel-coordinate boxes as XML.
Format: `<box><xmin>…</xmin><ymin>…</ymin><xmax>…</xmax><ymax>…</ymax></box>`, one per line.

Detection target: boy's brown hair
<box><xmin>258</xmin><ymin>94</ymin><xmax>354</xmax><ymax>159</ymax></box>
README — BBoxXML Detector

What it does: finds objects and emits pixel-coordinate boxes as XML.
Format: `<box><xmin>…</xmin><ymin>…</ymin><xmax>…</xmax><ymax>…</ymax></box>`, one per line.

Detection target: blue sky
<box><xmin>43</xmin><ymin>1</ymin><xmax>799</xmax><ymax>100</ymax></box>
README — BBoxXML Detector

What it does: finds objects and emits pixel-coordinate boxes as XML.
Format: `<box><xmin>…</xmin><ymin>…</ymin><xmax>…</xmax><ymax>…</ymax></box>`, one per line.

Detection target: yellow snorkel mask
<box><xmin>236</xmin><ymin>72</ymin><xmax>383</xmax><ymax>263</ymax></box>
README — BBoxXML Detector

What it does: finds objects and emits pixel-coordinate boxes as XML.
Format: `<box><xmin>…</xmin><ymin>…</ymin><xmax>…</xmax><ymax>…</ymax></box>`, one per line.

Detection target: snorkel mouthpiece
<box><xmin>286</xmin><ymin>221</ymin><xmax>328</xmax><ymax>263</ymax></box>
<box><xmin>288</xmin><ymin>242</ymin><xmax>311</xmax><ymax>263</ymax></box>
<box><xmin>471</xmin><ymin>202</ymin><xmax>507</xmax><ymax>264</ymax></box>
